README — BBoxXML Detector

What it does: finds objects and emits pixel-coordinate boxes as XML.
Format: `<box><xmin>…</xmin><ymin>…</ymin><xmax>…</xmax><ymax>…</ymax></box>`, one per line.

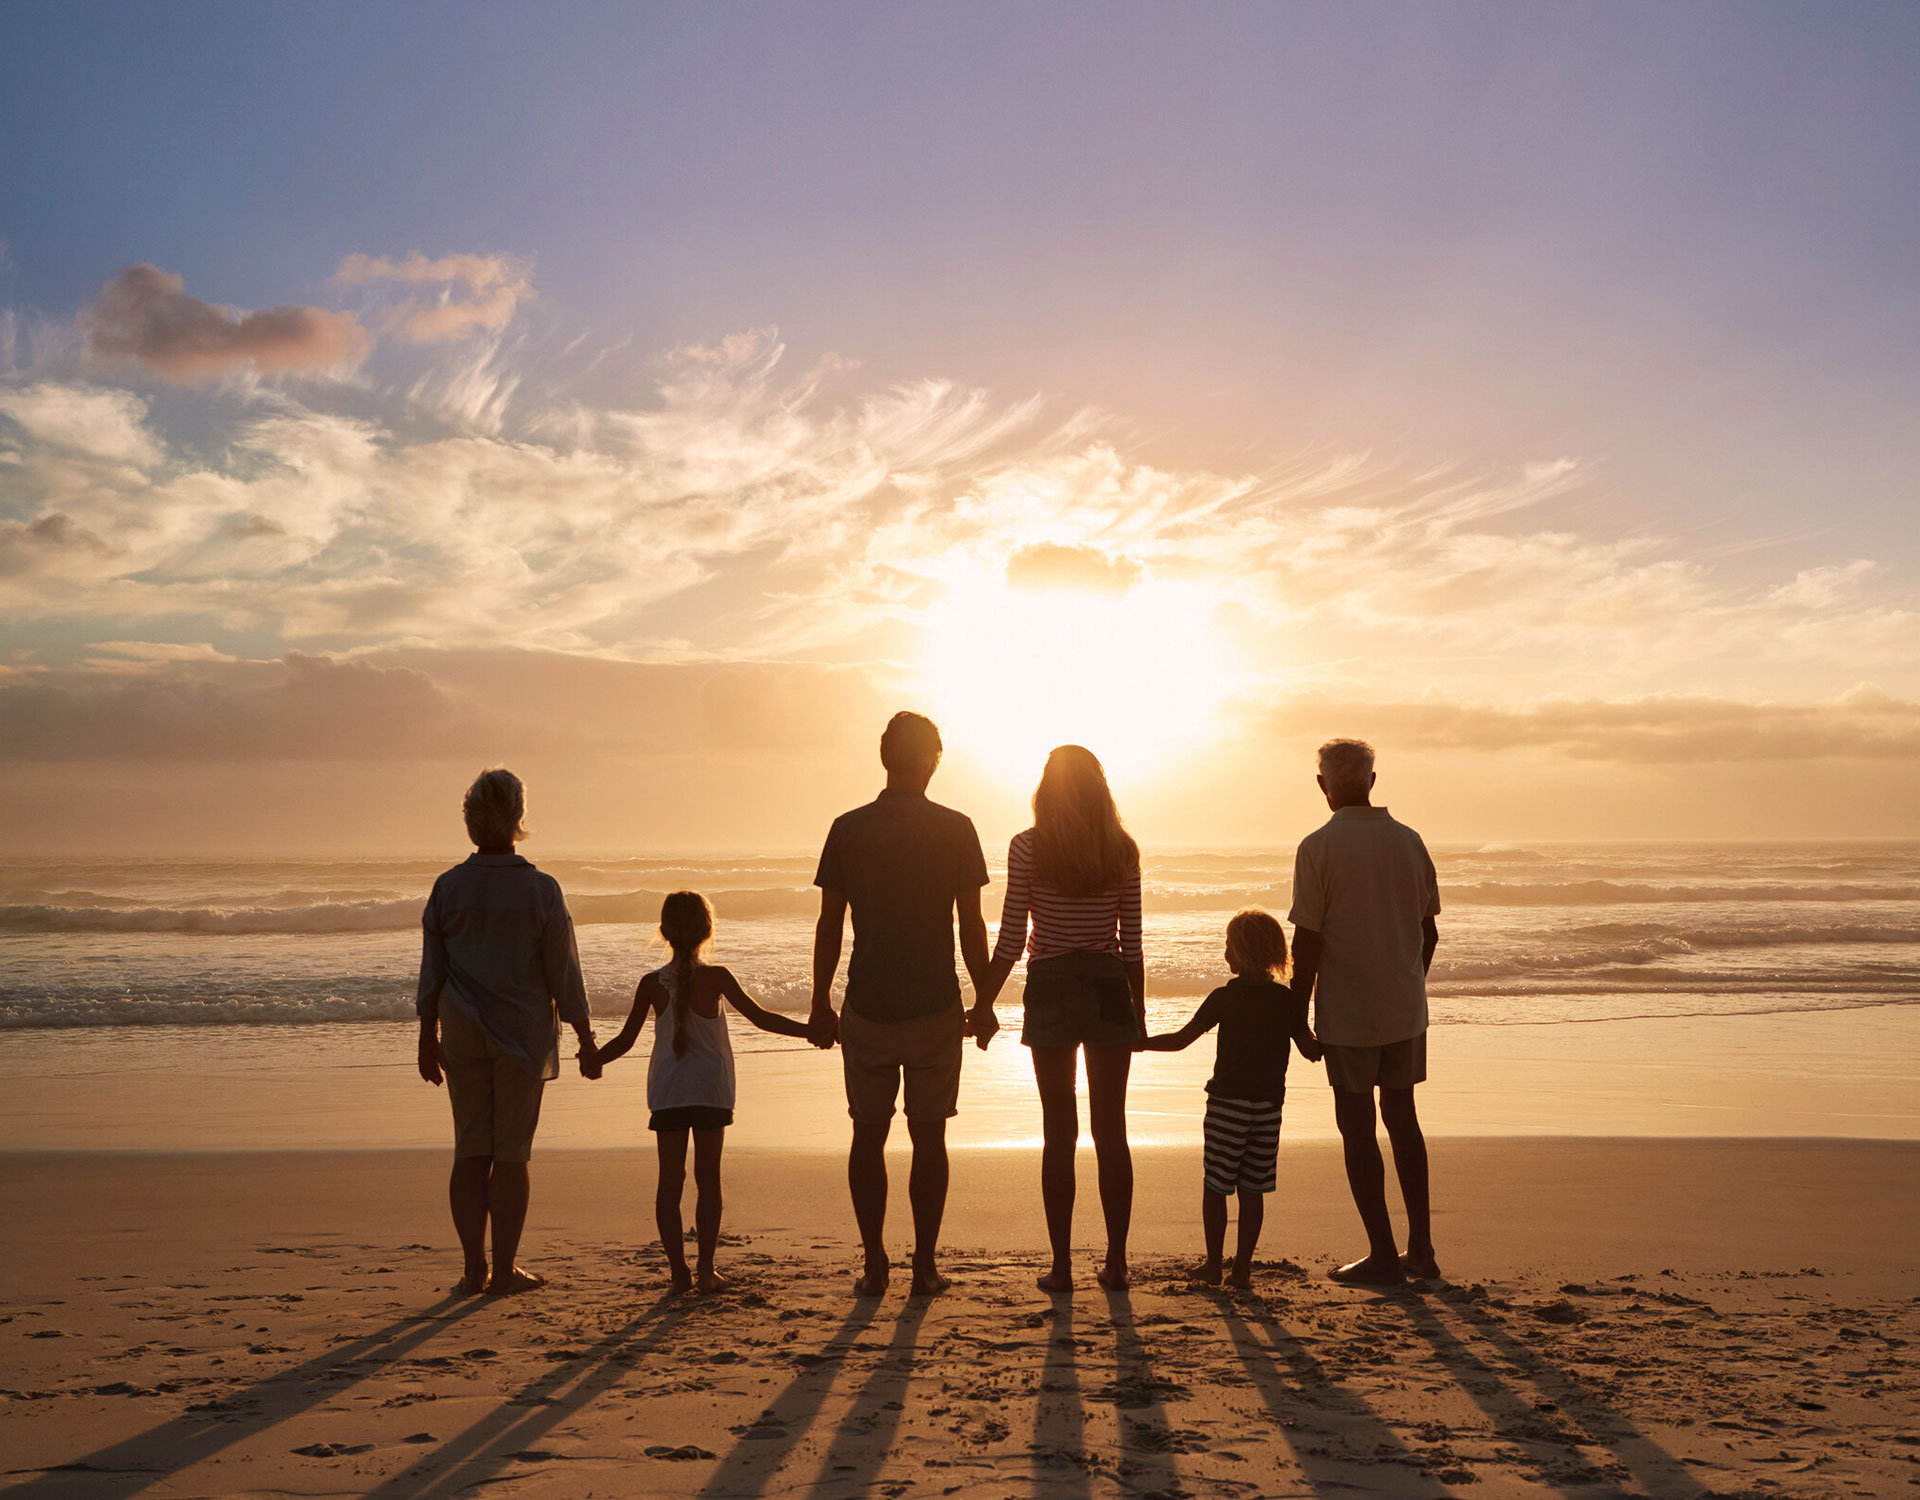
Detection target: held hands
<box><xmin>577</xmin><ymin>1035</ymin><xmax>603</xmax><ymax>1080</ymax></box>
<box><xmin>806</xmin><ymin>1004</ymin><xmax>840</xmax><ymax>1051</ymax></box>
<box><xmin>1294</xmin><ymin>1032</ymin><xmax>1324</xmax><ymax>1064</ymax></box>
<box><xmin>964</xmin><ymin>1002</ymin><xmax>999</xmax><ymax>1051</ymax></box>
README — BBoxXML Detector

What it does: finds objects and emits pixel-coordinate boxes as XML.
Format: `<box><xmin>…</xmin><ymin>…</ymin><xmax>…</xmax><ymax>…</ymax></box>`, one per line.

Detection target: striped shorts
<box><xmin>1202</xmin><ymin>1093</ymin><xmax>1284</xmax><ymax>1196</ymax></box>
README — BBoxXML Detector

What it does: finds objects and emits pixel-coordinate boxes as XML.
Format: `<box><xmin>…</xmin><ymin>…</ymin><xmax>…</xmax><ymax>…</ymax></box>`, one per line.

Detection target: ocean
<box><xmin>3</xmin><ymin>843</ymin><xmax>1916</xmax><ymax>1043</ymax></box>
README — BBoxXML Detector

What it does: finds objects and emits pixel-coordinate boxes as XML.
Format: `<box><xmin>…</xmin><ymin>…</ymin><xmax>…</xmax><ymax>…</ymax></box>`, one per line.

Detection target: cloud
<box><xmin>0</xmin><ymin>382</ymin><xmax>159</xmax><ymax>465</ymax></box>
<box><xmin>1262</xmin><ymin>687</ymin><xmax>1920</xmax><ymax>763</ymax></box>
<box><xmin>334</xmin><ymin>251</ymin><xmax>530</xmax><ymax>344</ymax></box>
<box><xmin>81</xmin><ymin>265</ymin><xmax>371</xmax><ymax>382</ymax></box>
<box><xmin>1005</xmin><ymin>542</ymin><xmax>1143</xmax><ymax>594</ymax></box>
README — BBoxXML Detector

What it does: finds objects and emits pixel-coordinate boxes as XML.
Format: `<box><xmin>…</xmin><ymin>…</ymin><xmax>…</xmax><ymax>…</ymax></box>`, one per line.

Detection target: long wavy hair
<box><xmin>657</xmin><ymin>890</ymin><xmax>714</xmax><ymax>1058</ymax></box>
<box><xmin>1030</xmin><ymin>745</ymin><xmax>1139</xmax><ymax>898</ymax></box>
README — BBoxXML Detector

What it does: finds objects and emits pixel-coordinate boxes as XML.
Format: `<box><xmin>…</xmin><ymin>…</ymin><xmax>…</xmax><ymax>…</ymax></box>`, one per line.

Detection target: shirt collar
<box><xmin>877</xmin><ymin>786</ymin><xmax>928</xmax><ymax>803</ymax></box>
<box><xmin>1331</xmin><ymin>806</ymin><xmax>1390</xmax><ymax>821</ymax></box>
<box><xmin>468</xmin><ymin>853</ymin><xmax>532</xmax><ymax>866</ymax></box>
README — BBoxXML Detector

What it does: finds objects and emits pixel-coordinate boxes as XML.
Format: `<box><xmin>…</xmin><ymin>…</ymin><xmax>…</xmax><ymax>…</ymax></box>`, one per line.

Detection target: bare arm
<box><xmin>718</xmin><ymin>968</ymin><xmax>810</xmax><ymax>1040</ymax></box>
<box><xmin>1143</xmin><ymin>1002</ymin><xmax>1216</xmax><ymax>1052</ymax></box>
<box><xmin>415</xmin><ymin>886</ymin><xmax>447</xmax><ymax>1085</ymax></box>
<box><xmin>956</xmin><ymin>884</ymin><xmax>1001</xmax><ymax>1049</ymax></box>
<box><xmin>1290</xmin><ymin>927</ymin><xmax>1324</xmax><ymax>1061</ymax></box>
<box><xmin>808</xmin><ymin>889</ymin><xmax>847</xmax><ymax>1048</ymax></box>
<box><xmin>594</xmin><ymin>975</ymin><xmax>659</xmax><ymax>1067</ymax></box>
<box><xmin>1422</xmin><ymin>916</ymin><xmax>1439</xmax><ymax>974</ymax></box>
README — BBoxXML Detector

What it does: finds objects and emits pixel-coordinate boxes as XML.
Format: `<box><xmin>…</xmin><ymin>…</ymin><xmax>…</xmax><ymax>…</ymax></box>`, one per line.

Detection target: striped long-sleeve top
<box><xmin>991</xmin><ymin>828</ymin><xmax>1144</xmax><ymax>966</ymax></box>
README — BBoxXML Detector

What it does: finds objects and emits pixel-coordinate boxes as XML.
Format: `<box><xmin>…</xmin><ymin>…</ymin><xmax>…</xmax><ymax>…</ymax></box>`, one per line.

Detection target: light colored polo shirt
<box><xmin>1287</xmin><ymin>807</ymin><xmax>1440</xmax><ymax>1047</ymax></box>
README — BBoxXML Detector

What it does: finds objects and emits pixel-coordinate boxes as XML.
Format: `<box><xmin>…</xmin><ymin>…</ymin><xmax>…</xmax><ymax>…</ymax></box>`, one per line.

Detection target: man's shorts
<box><xmin>840</xmin><ymin>1001</ymin><xmax>965</xmax><ymax>1123</ymax></box>
<box><xmin>1019</xmin><ymin>951</ymin><xmax>1140</xmax><ymax>1050</ymax></box>
<box><xmin>1323</xmin><ymin>1032</ymin><xmax>1428</xmax><ymax>1093</ymax></box>
<box><xmin>440</xmin><ymin>1004</ymin><xmax>546</xmax><ymax>1162</ymax></box>
<box><xmin>1202</xmin><ymin>1093</ymin><xmax>1284</xmax><ymax>1195</ymax></box>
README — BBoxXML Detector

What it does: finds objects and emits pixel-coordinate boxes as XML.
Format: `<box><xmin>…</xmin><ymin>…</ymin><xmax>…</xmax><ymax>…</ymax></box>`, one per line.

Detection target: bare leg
<box><xmin>1031</xmin><ymin>1046</ymin><xmax>1080</xmax><ymax>1292</ymax></box>
<box><xmin>849</xmin><ymin>1118</ymin><xmax>892</xmax><ymax>1295</ymax></box>
<box><xmin>1086</xmin><ymin>1046</ymin><xmax>1134</xmax><ymax>1289</ymax></box>
<box><xmin>485</xmin><ymin>1160</ymin><xmax>540</xmax><ymax>1293</ymax></box>
<box><xmin>1380</xmin><ymin>1087</ymin><xmax>1438</xmax><ymax>1278</ymax></box>
<box><xmin>449</xmin><ymin>1156</ymin><xmax>491</xmax><ymax>1291</ymax></box>
<box><xmin>904</xmin><ymin>1115</ymin><xmax>951</xmax><ymax>1295</ymax></box>
<box><xmin>1330</xmin><ymin>1088</ymin><xmax>1404</xmax><ymax>1286</ymax></box>
<box><xmin>653</xmin><ymin>1129</ymin><xmax>692</xmax><ymax>1292</ymax></box>
<box><xmin>691</xmin><ymin>1128</ymin><xmax>727</xmax><ymax>1293</ymax></box>
<box><xmin>1231</xmin><ymin>1191</ymin><xmax>1265</xmax><ymax>1288</ymax></box>
<box><xmin>1190</xmin><ymin>1188</ymin><xmax>1226</xmax><ymax>1284</ymax></box>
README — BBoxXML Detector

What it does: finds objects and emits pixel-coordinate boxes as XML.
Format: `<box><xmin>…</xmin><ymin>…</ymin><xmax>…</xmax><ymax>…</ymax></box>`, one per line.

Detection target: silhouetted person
<box><xmin>1288</xmin><ymin>739</ymin><xmax>1441</xmax><ymax>1287</ymax></box>
<box><xmin>415</xmin><ymin>767</ymin><xmax>600</xmax><ymax>1296</ymax></box>
<box><xmin>808</xmin><ymin>713</ymin><xmax>992</xmax><ymax>1297</ymax></box>
<box><xmin>976</xmin><ymin>745</ymin><xmax>1146</xmax><ymax>1292</ymax></box>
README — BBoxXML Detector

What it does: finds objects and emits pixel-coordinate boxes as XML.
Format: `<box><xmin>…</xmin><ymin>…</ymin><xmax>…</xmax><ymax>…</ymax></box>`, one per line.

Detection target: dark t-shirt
<box><xmin>1192</xmin><ymin>975</ymin><xmax>1300</xmax><ymax>1104</ymax></box>
<box><xmin>814</xmin><ymin>788</ymin><xmax>990</xmax><ymax>1022</ymax></box>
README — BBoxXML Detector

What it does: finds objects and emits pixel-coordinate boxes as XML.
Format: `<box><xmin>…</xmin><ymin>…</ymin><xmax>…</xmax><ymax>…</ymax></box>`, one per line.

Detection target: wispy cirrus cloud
<box><xmin>81</xmin><ymin>264</ymin><xmax>371</xmax><ymax>382</ymax></box>
<box><xmin>334</xmin><ymin>251</ymin><xmax>531</xmax><ymax>343</ymax></box>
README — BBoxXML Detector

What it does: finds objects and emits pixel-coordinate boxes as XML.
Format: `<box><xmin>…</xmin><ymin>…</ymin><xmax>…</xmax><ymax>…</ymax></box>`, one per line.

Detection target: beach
<box><xmin>3</xmin><ymin>1139</ymin><xmax>1917</xmax><ymax>1499</ymax></box>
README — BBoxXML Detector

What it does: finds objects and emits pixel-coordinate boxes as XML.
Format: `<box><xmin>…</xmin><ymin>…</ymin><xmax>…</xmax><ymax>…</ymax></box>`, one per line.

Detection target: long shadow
<box><xmin>1103</xmin><ymin>1289</ymin><xmax>1181</xmax><ymax>1499</ymax></box>
<box><xmin>1031</xmin><ymin>1299</ymin><xmax>1091</xmax><ymax>1500</ymax></box>
<box><xmin>807</xmin><ymin>1299</ymin><xmax>928</xmax><ymax>1495</ymax></box>
<box><xmin>2</xmin><ymin>1295</ymin><xmax>483</xmax><ymax>1499</ymax></box>
<box><xmin>1414</xmin><ymin>1297</ymin><xmax>1706</xmax><ymax>1498</ymax></box>
<box><xmin>1217</xmin><ymin>1293</ymin><xmax>1448</xmax><ymax>1495</ymax></box>
<box><xmin>695</xmin><ymin>1300</ymin><xmax>881</xmax><ymax>1500</ymax></box>
<box><xmin>352</xmin><ymin>1294</ymin><xmax>685</xmax><ymax>1500</ymax></box>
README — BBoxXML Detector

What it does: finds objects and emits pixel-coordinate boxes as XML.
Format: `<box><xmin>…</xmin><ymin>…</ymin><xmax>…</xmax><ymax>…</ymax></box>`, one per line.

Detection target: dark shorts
<box><xmin>1020</xmin><ymin>951</ymin><xmax>1140</xmax><ymax>1050</ymax></box>
<box><xmin>841</xmin><ymin>1001</ymin><xmax>965</xmax><ymax>1122</ymax></box>
<box><xmin>1324</xmin><ymin>1033</ymin><xmax>1428</xmax><ymax>1092</ymax></box>
<box><xmin>649</xmin><ymin>1106</ymin><xmax>734</xmax><ymax>1132</ymax></box>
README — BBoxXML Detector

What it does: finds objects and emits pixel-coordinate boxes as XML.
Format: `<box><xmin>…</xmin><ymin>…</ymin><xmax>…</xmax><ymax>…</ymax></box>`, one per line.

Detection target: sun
<box><xmin>916</xmin><ymin>567</ymin><xmax>1238</xmax><ymax>790</ymax></box>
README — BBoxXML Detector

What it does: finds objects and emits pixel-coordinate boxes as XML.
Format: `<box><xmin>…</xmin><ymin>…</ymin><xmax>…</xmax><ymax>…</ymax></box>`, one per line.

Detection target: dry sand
<box><xmin>2</xmin><ymin>1140</ymin><xmax>1916</xmax><ymax>1499</ymax></box>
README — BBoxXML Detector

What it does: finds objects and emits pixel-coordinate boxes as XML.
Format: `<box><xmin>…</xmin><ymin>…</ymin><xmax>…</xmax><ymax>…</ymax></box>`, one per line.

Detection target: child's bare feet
<box><xmin>854</xmin><ymin>1255</ymin><xmax>890</xmax><ymax>1297</ymax></box>
<box><xmin>668</xmin><ymin>1265</ymin><xmax>694</xmax><ymax>1295</ymax></box>
<box><xmin>1227</xmin><ymin>1262</ymin><xmax>1254</xmax><ymax>1291</ymax></box>
<box><xmin>1186</xmin><ymin>1261</ymin><xmax>1223</xmax><ymax>1286</ymax></box>
<box><xmin>1036</xmin><ymin>1266</ymin><xmax>1073</xmax><ymax>1294</ymax></box>
<box><xmin>1095</xmin><ymin>1260</ymin><xmax>1129</xmax><ymax>1292</ymax></box>
<box><xmin>455</xmin><ymin>1262</ymin><xmax>489</xmax><ymax>1296</ymax></box>
<box><xmin>1400</xmin><ymin>1249</ymin><xmax>1441</xmax><ymax>1281</ymax></box>
<box><xmin>486</xmin><ymin>1266</ymin><xmax>546</xmax><ymax>1296</ymax></box>
<box><xmin>695</xmin><ymin>1268</ymin><xmax>730</xmax><ymax>1295</ymax></box>
<box><xmin>910</xmin><ymin>1268</ymin><xmax>951</xmax><ymax>1297</ymax></box>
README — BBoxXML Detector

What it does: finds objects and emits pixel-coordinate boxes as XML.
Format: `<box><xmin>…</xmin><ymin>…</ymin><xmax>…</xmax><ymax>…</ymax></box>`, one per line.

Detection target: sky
<box><xmin>2</xmin><ymin>2</ymin><xmax>1918</xmax><ymax>853</ymax></box>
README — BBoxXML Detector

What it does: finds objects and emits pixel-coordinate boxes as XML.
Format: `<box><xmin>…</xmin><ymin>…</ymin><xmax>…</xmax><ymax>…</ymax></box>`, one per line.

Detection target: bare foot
<box><xmin>1329</xmin><ymin>1255</ymin><xmax>1406</xmax><ymax>1288</ymax></box>
<box><xmin>695</xmin><ymin>1268</ymin><xmax>730</xmax><ymax>1295</ymax></box>
<box><xmin>1228</xmin><ymin>1264</ymin><xmax>1254</xmax><ymax>1291</ymax></box>
<box><xmin>1186</xmin><ymin>1261</ymin><xmax>1223</xmax><ymax>1286</ymax></box>
<box><xmin>486</xmin><ymin>1266</ymin><xmax>546</xmax><ymax>1296</ymax></box>
<box><xmin>854</xmin><ymin>1260</ymin><xmax>890</xmax><ymax>1297</ymax></box>
<box><xmin>1036</xmin><ymin>1268</ymin><xmax>1073</xmax><ymax>1294</ymax></box>
<box><xmin>453</xmin><ymin>1270</ymin><xmax>488</xmax><ymax>1297</ymax></box>
<box><xmin>910</xmin><ymin>1268</ymin><xmax>951</xmax><ymax>1297</ymax></box>
<box><xmin>1400</xmin><ymin>1249</ymin><xmax>1441</xmax><ymax>1281</ymax></box>
<box><xmin>1095</xmin><ymin>1261</ymin><xmax>1129</xmax><ymax>1292</ymax></box>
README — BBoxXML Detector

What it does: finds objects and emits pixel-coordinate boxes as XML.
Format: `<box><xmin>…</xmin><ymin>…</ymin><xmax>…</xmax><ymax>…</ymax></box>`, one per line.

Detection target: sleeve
<box><xmin>414</xmin><ymin>880</ymin><xmax>447</xmax><ymax>1020</ymax></box>
<box><xmin>1419</xmin><ymin>837</ymin><xmax>1442</xmax><ymax>917</ymax></box>
<box><xmin>1287</xmin><ymin>838</ymin><xmax>1324</xmax><ymax>930</ymax></box>
<box><xmin>991</xmin><ymin>834</ymin><xmax>1033</xmax><ymax>965</ymax></box>
<box><xmin>814</xmin><ymin>820</ymin><xmax>845</xmax><ymax>893</ymax></box>
<box><xmin>542</xmin><ymin>881</ymin><xmax>592</xmax><ymax>1030</ymax></box>
<box><xmin>1189</xmin><ymin>988</ymin><xmax>1226</xmax><ymax>1036</ymax></box>
<box><xmin>1117</xmin><ymin>866</ymin><xmax>1143</xmax><ymax>964</ymax></box>
<box><xmin>959</xmin><ymin>817</ymin><xmax>990</xmax><ymax>890</ymax></box>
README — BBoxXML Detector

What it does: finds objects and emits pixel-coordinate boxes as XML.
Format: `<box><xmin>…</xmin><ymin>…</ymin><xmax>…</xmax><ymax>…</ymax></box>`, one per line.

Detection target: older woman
<box><xmin>415</xmin><ymin>768</ymin><xmax>599</xmax><ymax>1295</ymax></box>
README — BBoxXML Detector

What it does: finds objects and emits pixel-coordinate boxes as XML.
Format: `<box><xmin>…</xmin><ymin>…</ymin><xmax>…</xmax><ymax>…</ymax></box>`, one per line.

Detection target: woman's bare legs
<box><xmin>1085</xmin><ymin>1045</ymin><xmax>1134</xmax><ymax>1289</ymax></box>
<box><xmin>1031</xmin><ymin>1046</ymin><xmax>1080</xmax><ymax>1291</ymax></box>
<box><xmin>655</xmin><ymin>1129</ymin><xmax>694</xmax><ymax>1294</ymax></box>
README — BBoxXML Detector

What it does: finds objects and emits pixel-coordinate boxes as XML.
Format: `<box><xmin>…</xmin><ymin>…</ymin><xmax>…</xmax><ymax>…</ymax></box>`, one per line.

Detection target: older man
<box><xmin>808</xmin><ymin>712</ymin><xmax>993</xmax><ymax>1297</ymax></box>
<box><xmin>1288</xmin><ymin>739</ymin><xmax>1442</xmax><ymax>1287</ymax></box>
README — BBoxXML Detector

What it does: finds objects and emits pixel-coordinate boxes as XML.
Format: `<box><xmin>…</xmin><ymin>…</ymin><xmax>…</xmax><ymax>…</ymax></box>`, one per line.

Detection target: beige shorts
<box><xmin>840</xmin><ymin>1002</ymin><xmax>965</xmax><ymax>1123</ymax></box>
<box><xmin>1324</xmin><ymin>1033</ymin><xmax>1428</xmax><ymax>1093</ymax></box>
<box><xmin>440</xmin><ymin>1004</ymin><xmax>547</xmax><ymax>1162</ymax></box>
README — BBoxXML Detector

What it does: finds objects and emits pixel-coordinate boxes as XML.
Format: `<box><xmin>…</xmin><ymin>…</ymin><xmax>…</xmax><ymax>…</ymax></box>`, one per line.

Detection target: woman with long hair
<box><xmin>975</xmin><ymin>745</ymin><xmax>1145</xmax><ymax>1291</ymax></box>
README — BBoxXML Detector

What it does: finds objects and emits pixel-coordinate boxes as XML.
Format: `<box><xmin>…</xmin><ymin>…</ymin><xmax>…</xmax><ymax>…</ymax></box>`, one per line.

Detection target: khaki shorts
<box><xmin>1324</xmin><ymin>1033</ymin><xmax>1428</xmax><ymax>1093</ymax></box>
<box><xmin>840</xmin><ymin>1002</ymin><xmax>964</xmax><ymax>1123</ymax></box>
<box><xmin>440</xmin><ymin>1004</ymin><xmax>547</xmax><ymax>1162</ymax></box>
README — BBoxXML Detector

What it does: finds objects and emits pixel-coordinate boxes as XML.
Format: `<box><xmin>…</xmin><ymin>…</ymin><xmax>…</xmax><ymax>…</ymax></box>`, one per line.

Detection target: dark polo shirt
<box><xmin>815</xmin><ymin>787</ymin><xmax>990</xmax><ymax>1022</ymax></box>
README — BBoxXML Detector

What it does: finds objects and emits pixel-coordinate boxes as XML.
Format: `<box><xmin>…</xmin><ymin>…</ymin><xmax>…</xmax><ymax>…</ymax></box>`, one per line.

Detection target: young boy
<box><xmin>1143</xmin><ymin>908</ymin><xmax>1312</xmax><ymax>1288</ymax></box>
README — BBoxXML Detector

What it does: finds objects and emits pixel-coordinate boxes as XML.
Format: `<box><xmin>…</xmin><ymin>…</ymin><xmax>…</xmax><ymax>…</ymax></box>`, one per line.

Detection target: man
<box><xmin>1288</xmin><ymin>739</ymin><xmax>1441</xmax><ymax>1287</ymax></box>
<box><xmin>809</xmin><ymin>712</ymin><xmax>993</xmax><ymax>1297</ymax></box>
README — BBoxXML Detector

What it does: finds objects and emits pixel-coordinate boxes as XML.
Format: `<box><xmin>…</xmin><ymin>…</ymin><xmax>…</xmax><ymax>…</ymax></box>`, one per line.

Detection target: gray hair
<box><xmin>463</xmin><ymin>767</ymin><xmax>527</xmax><ymax>848</ymax></box>
<box><xmin>1317</xmin><ymin>738</ymin><xmax>1376</xmax><ymax>800</ymax></box>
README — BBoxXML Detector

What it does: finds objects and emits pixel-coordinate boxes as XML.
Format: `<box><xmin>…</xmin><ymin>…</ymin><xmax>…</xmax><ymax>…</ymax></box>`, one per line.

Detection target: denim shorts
<box><xmin>1019</xmin><ymin>951</ymin><xmax>1140</xmax><ymax>1050</ymax></box>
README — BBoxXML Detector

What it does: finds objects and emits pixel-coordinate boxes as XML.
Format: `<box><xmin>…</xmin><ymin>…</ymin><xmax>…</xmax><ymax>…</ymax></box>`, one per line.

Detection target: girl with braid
<box><xmin>596</xmin><ymin>891</ymin><xmax>809</xmax><ymax>1294</ymax></box>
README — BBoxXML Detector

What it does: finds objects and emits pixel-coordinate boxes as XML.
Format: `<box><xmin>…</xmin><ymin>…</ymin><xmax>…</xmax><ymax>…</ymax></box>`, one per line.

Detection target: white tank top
<box><xmin>645</xmin><ymin>962</ymin><xmax>736</xmax><ymax>1112</ymax></box>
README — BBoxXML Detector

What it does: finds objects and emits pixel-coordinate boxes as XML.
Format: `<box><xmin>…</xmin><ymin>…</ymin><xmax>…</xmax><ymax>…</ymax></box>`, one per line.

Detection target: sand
<box><xmin>2</xmin><ymin>1140</ymin><xmax>1916</xmax><ymax>1499</ymax></box>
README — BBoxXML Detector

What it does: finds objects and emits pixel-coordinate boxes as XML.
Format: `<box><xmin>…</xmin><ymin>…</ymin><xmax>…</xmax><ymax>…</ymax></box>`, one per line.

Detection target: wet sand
<box><xmin>2</xmin><ymin>1140</ymin><xmax>1916</xmax><ymax>1498</ymax></box>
